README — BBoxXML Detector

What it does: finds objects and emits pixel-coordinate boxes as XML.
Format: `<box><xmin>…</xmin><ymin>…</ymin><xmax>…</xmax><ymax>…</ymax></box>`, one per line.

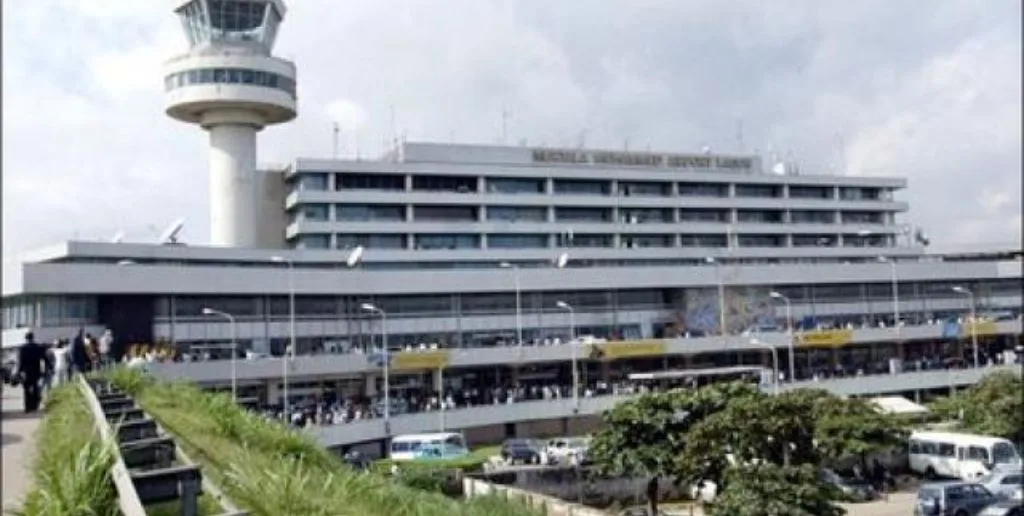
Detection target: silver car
<box><xmin>977</xmin><ymin>467</ymin><xmax>1024</xmax><ymax>501</ymax></box>
<box><xmin>915</xmin><ymin>482</ymin><xmax>1000</xmax><ymax>516</ymax></box>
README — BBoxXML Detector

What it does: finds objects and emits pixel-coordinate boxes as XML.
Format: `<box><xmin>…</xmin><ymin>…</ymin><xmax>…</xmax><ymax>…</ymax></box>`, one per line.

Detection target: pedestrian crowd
<box><xmin>8</xmin><ymin>329</ymin><xmax>115</xmax><ymax>413</ymax></box>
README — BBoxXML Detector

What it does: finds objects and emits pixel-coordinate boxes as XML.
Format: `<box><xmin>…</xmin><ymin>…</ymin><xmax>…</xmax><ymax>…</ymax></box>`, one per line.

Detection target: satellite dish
<box><xmin>111</xmin><ymin>230</ymin><xmax>125</xmax><ymax>244</ymax></box>
<box><xmin>346</xmin><ymin>245</ymin><xmax>365</xmax><ymax>268</ymax></box>
<box><xmin>555</xmin><ymin>252</ymin><xmax>569</xmax><ymax>269</ymax></box>
<box><xmin>158</xmin><ymin>218</ymin><xmax>185</xmax><ymax>245</ymax></box>
<box><xmin>701</xmin><ymin>146</ymin><xmax>712</xmax><ymax>155</ymax></box>
<box><xmin>770</xmin><ymin>161</ymin><xmax>787</xmax><ymax>175</ymax></box>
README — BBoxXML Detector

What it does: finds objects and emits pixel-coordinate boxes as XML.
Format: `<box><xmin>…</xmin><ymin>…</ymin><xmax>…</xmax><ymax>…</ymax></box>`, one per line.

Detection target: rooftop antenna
<box><xmin>835</xmin><ymin>132</ymin><xmax>847</xmax><ymax>176</ymax></box>
<box><xmin>389</xmin><ymin>104</ymin><xmax>398</xmax><ymax>147</ymax></box>
<box><xmin>158</xmin><ymin>218</ymin><xmax>185</xmax><ymax>245</ymax></box>
<box><xmin>111</xmin><ymin>230</ymin><xmax>126</xmax><ymax>244</ymax></box>
<box><xmin>501</xmin><ymin>105</ymin><xmax>510</xmax><ymax>145</ymax></box>
<box><xmin>576</xmin><ymin>129</ymin><xmax>588</xmax><ymax>149</ymax></box>
<box><xmin>332</xmin><ymin>122</ymin><xmax>340</xmax><ymax>159</ymax></box>
<box><xmin>736</xmin><ymin>119</ymin><xmax>744</xmax><ymax>152</ymax></box>
<box><xmin>624</xmin><ymin>138</ymin><xmax>630</xmax><ymax>151</ymax></box>
<box><xmin>354</xmin><ymin>130</ymin><xmax>361</xmax><ymax>161</ymax></box>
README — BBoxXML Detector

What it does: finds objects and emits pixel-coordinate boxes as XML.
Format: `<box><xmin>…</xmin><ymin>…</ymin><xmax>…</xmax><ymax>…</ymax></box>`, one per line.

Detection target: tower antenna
<box><xmin>501</xmin><ymin>105</ymin><xmax>510</xmax><ymax>145</ymax></box>
<box><xmin>835</xmin><ymin>132</ymin><xmax>847</xmax><ymax>176</ymax></box>
<box><xmin>390</xmin><ymin>104</ymin><xmax>398</xmax><ymax>148</ymax></box>
<box><xmin>736</xmin><ymin>119</ymin><xmax>744</xmax><ymax>152</ymax></box>
<box><xmin>332</xmin><ymin>122</ymin><xmax>340</xmax><ymax>159</ymax></box>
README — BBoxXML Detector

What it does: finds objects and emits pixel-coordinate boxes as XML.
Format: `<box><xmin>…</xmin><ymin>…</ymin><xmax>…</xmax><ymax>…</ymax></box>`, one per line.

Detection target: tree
<box><xmin>679</xmin><ymin>388</ymin><xmax>906</xmax><ymax>506</ymax></box>
<box><xmin>588</xmin><ymin>382</ymin><xmax>760</xmax><ymax>516</ymax></box>
<box><xmin>813</xmin><ymin>396</ymin><xmax>908</xmax><ymax>471</ymax></box>
<box><xmin>931</xmin><ymin>371</ymin><xmax>1024</xmax><ymax>444</ymax></box>
<box><xmin>707</xmin><ymin>463</ymin><xmax>846</xmax><ymax>516</ymax></box>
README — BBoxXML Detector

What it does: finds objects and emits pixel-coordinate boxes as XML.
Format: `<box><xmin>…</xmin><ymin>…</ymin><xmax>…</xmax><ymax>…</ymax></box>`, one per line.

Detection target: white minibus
<box><xmin>908</xmin><ymin>431</ymin><xmax>1022</xmax><ymax>480</ymax></box>
<box><xmin>388</xmin><ymin>432</ymin><xmax>467</xmax><ymax>461</ymax></box>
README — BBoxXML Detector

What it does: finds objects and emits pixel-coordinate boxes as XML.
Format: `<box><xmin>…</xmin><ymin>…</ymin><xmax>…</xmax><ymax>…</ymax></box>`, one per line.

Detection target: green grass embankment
<box><xmin>107</xmin><ymin>368</ymin><xmax>540</xmax><ymax>516</ymax></box>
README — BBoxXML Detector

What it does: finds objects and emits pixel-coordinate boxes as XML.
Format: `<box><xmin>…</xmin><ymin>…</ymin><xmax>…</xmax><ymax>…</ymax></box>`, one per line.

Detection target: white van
<box><xmin>388</xmin><ymin>432</ymin><xmax>467</xmax><ymax>462</ymax></box>
<box><xmin>908</xmin><ymin>431</ymin><xmax>1022</xmax><ymax>480</ymax></box>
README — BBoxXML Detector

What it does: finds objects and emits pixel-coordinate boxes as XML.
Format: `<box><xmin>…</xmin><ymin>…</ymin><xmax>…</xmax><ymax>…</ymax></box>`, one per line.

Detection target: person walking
<box><xmin>70</xmin><ymin>328</ymin><xmax>89</xmax><ymax>377</ymax></box>
<box><xmin>52</xmin><ymin>340</ymin><xmax>70</xmax><ymax>385</ymax></box>
<box><xmin>98</xmin><ymin>328</ymin><xmax>114</xmax><ymax>369</ymax></box>
<box><xmin>16</xmin><ymin>331</ymin><xmax>53</xmax><ymax>413</ymax></box>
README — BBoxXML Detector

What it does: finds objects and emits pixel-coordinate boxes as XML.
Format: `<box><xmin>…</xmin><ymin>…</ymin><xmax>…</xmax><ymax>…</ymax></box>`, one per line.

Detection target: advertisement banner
<box><xmin>589</xmin><ymin>340</ymin><xmax>666</xmax><ymax>360</ymax></box>
<box><xmin>390</xmin><ymin>351</ymin><xmax>450</xmax><ymax>371</ymax></box>
<box><xmin>796</xmin><ymin>329</ymin><xmax>854</xmax><ymax>348</ymax></box>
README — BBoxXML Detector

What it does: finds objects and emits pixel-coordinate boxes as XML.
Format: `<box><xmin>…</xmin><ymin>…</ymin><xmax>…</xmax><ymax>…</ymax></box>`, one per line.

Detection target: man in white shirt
<box><xmin>98</xmin><ymin>329</ymin><xmax>114</xmax><ymax>369</ymax></box>
<box><xmin>52</xmin><ymin>340</ymin><xmax>70</xmax><ymax>385</ymax></box>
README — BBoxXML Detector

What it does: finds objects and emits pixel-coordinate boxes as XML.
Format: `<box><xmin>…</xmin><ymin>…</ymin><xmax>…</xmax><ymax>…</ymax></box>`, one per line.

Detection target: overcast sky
<box><xmin>3</xmin><ymin>0</ymin><xmax>1021</xmax><ymax>279</ymax></box>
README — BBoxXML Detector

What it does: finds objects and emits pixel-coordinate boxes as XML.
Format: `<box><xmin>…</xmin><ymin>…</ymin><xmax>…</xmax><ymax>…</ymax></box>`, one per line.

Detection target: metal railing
<box><xmin>78</xmin><ymin>376</ymin><xmax>247</xmax><ymax>516</ymax></box>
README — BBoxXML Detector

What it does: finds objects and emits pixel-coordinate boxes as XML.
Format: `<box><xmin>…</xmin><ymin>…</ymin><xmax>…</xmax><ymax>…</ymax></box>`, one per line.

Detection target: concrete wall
<box><xmin>463</xmin><ymin>477</ymin><xmax>608</xmax><ymax>516</ymax></box>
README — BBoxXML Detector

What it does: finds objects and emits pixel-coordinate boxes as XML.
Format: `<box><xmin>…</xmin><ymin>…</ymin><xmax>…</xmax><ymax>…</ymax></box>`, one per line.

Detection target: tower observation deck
<box><xmin>164</xmin><ymin>0</ymin><xmax>297</xmax><ymax>248</ymax></box>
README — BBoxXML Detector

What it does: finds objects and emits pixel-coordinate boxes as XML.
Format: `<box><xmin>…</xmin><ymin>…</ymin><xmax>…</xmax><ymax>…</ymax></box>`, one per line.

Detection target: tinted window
<box><xmin>967</xmin><ymin>446</ymin><xmax>990</xmax><ymax>462</ymax></box>
<box><xmin>938</xmin><ymin>443</ymin><xmax>956</xmax><ymax>457</ymax></box>
<box><xmin>945</xmin><ymin>485</ymin><xmax>966</xmax><ymax>500</ymax></box>
<box><xmin>1002</xmin><ymin>475</ymin><xmax>1023</xmax><ymax>485</ymax></box>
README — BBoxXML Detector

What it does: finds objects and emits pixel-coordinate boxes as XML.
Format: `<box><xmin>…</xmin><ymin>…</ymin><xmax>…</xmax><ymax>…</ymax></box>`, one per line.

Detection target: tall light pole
<box><xmin>555</xmin><ymin>300</ymin><xmax>579</xmax><ymax>408</ymax></box>
<box><xmin>270</xmin><ymin>256</ymin><xmax>296</xmax><ymax>415</ymax></box>
<box><xmin>499</xmin><ymin>262</ymin><xmax>523</xmax><ymax>346</ymax></box>
<box><xmin>361</xmin><ymin>303</ymin><xmax>390</xmax><ymax>421</ymax></box>
<box><xmin>877</xmin><ymin>256</ymin><xmax>900</xmax><ymax>331</ymax></box>
<box><xmin>750</xmin><ymin>337</ymin><xmax>780</xmax><ymax>395</ymax></box>
<box><xmin>705</xmin><ymin>256</ymin><xmax>727</xmax><ymax>336</ymax></box>
<box><xmin>202</xmin><ymin>307</ymin><xmax>237</xmax><ymax>401</ymax></box>
<box><xmin>952</xmin><ymin>286</ymin><xmax>980</xmax><ymax>368</ymax></box>
<box><xmin>769</xmin><ymin>291</ymin><xmax>795</xmax><ymax>382</ymax></box>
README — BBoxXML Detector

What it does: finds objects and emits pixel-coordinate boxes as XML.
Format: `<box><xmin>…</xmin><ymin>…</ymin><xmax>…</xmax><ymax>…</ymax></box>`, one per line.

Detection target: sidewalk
<box><xmin>2</xmin><ymin>386</ymin><xmax>41</xmax><ymax>514</ymax></box>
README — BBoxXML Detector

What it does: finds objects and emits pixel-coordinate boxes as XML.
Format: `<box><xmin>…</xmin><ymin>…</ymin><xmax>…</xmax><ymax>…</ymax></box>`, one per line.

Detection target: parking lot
<box><xmin>842</xmin><ymin>492</ymin><xmax>915</xmax><ymax>515</ymax></box>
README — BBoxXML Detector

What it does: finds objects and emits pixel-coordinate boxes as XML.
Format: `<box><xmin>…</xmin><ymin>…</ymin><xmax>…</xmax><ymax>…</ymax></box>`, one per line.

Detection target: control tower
<box><xmin>165</xmin><ymin>0</ymin><xmax>297</xmax><ymax>248</ymax></box>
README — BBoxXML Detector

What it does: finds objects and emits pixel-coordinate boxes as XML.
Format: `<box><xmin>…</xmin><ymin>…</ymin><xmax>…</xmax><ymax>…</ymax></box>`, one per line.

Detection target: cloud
<box><xmin>2</xmin><ymin>0</ymin><xmax>1021</xmax><ymax>289</ymax></box>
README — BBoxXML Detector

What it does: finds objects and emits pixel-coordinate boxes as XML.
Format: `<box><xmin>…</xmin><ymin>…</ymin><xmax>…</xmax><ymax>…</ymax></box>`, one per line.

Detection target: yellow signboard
<box><xmin>965</xmin><ymin>321</ymin><xmax>999</xmax><ymax>336</ymax></box>
<box><xmin>796</xmin><ymin>329</ymin><xmax>854</xmax><ymax>349</ymax></box>
<box><xmin>391</xmin><ymin>351</ymin><xmax>450</xmax><ymax>371</ymax></box>
<box><xmin>589</xmin><ymin>340</ymin><xmax>667</xmax><ymax>360</ymax></box>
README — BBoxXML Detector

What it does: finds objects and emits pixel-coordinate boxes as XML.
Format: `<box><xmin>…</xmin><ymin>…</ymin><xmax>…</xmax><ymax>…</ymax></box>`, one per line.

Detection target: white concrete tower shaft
<box><xmin>164</xmin><ymin>0</ymin><xmax>297</xmax><ymax>248</ymax></box>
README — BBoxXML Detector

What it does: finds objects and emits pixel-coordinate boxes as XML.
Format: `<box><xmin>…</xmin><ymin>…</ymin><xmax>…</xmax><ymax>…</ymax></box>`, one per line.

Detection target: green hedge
<box><xmin>14</xmin><ymin>383</ymin><xmax>119</xmax><ymax>516</ymax></box>
<box><xmin>106</xmin><ymin>368</ymin><xmax>540</xmax><ymax>516</ymax></box>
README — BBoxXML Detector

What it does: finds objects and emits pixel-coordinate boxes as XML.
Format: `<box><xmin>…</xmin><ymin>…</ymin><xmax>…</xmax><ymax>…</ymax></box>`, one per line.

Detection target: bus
<box><xmin>388</xmin><ymin>432</ymin><xmax>467</xmax><ymax>462</ymax></box>
<box><xmin>908</xmin><ymin>431</ymin><xmax>1022</xmax><ymax>480</ymax></box>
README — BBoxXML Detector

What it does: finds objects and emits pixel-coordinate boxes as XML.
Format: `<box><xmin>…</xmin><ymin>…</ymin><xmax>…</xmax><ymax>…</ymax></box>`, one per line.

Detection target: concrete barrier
<box><xmin>463</xmin><ymin>477</ymin><xmax>608</xmax><ymax>516</ymax></box>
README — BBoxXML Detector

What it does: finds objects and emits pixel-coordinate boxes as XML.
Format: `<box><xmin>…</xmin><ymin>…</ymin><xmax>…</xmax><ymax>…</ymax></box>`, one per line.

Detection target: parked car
<box><xmin>915</xmin><ymin>481</ymin><xmax>1000</xmax><ymax>516</ymax></box>
<box><xmin>820</xmin><ymin>468</ymin><xmax>878</xmax><ymax>503</ymax></box>
<box><xmin>500</xmin><ymin>439</ymin><xmax>542</xmax><ymax>465</ymax></box>
<box><xmin>542</xmin><ymin>437</ymin><xmax>590</xmax><ymax>466</ymax></box>
<box><xmin>977</xmin><ymin>466</ymin><xmax>1024</xmax><ymax>501</ymax></box>
<box><xmin>979</xmin><ymin>500</ymin><xmax>1023</xmax><ymax>516</ymax></box>
<box><xmin>342</xmin><ymin>450</ymin><xmax>371</xmax><ymax>472</ymax></box>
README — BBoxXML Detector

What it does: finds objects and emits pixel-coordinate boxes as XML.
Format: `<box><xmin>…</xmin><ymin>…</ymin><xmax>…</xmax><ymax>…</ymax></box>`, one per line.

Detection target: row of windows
<box><xmin>294</xmin><ymin>172</ymin><xmax>894</xmax><ymax>201</ymax></box>
<box><xmin>153</xmin><ymin>281</ymin><xmax>1016</xmax><ymax>319</ymax></box>
<box><xmin>294</xmin><ymin>232</ymin><xmax>894</xmax><ymax>250</ymax></box>
<box><xmin>164</xmin><ymin>67</ymin><xmax>296</xmax><ymax>98</ymax></box>
<box><xmin>292</xmin><ymin>203</ymin><xmax>894</xmax><ymax>225</ymax></box>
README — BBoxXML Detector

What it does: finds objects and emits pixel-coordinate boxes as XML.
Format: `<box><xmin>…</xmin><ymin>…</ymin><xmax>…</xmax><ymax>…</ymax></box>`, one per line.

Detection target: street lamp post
<box><xmin>877</xmin><ymin>256</ymin><xmax>900</xmax><ymax>331</ymax></box>
<box><xmin>499</xmin><ymin>262</ymin><xmax>523</xmax><ymax>346</ymax></box>
<box><xmin>769</xmin><ymin>291</ymin><xmax>795</xmax><ymax>382</ymax></box>
<box><xmin>270</xmin><ymin>256</ymin><xmax>296</xmax><ymax>416</ymax></box>
<box><xmin>952</xmin><ymin>286</ymin><xmax>980</xmax><ymax>368</ymax></box>
<box><xmin>750</xmin><ymin>338</ymin><xmax>780</xmax><ymax>395</ymax></box>
<box><xmin>705</xmin><ymin>257</ymin><xmax>727</xmax><ymax>336</ymax></box>
<box><xmin>555</xmin><ymin>300</ymin><xmax>579</xmax><ymax>408</ymax></box>
<box><xmin>201</xmin><ymin>307</ymin><xmax>237</xmax><ymax>401</ymax></box>
<box><xmin>361</xmin><ymin>303</ymin><xmax>390</xmax><ymax>421</ymax></box>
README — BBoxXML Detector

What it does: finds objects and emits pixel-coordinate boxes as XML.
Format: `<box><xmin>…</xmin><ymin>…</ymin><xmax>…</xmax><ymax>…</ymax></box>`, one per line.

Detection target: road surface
<box><xmin>2</xmin><ymin>386</ymin><xmax>40</xmax><ymax>514</ymax></box>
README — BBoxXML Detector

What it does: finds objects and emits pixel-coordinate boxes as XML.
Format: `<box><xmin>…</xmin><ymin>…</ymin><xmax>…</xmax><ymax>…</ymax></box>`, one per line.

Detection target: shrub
<box><xmin>106</xmin><ymin>368</ymin><xmax>540</xmax><ymax>516</ymax></box>
<box><xmin>14</xmin><ymin>383</ymin><xmax>119</xmax><ymax>516</ymax></box>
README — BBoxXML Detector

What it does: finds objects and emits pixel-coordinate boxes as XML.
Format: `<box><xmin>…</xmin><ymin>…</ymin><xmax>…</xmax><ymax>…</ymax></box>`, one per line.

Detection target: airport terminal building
<box><xmin>4</xmin><ymin>141</ymin><xmax>1023</xmax><ymax>449</ymax></box>
<box><xmin>4</xmin><ymin>141</ymin><xmax>1021</xmax><ymax>350</ymax></box>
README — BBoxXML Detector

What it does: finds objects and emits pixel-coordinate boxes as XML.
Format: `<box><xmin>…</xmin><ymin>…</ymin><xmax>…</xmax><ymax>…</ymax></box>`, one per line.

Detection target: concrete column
<box><xmin>266</xmin><ymin>380</ymin><xmax>280</xmax><ymax>405</ymax></box>
<box><xmin>364</xmin><ymin>373</ymin><xmax>377</xmax><ymax>396</ymax></box>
